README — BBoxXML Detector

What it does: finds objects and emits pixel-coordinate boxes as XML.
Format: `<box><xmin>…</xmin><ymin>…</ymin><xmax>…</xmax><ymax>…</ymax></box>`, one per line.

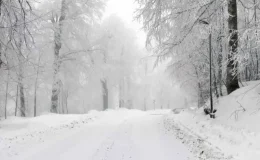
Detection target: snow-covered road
<box><xmin>5</xmin><ymin>110</ymin><xmax>193</xmax><ymax>160</ymax></box>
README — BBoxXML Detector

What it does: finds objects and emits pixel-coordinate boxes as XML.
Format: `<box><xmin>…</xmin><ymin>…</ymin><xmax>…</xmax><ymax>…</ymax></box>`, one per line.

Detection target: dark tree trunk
<box><xmin>254</xmin><ymin>0</ymin><xmax>259</xmax><ymax>80</ymax></box>
<box><xmin>244</xmin><ymin>8</ymin><xmax>250</xmax><ymax>82</ymax></box>
<box><xmin>245</xmin><ymin>65</ymin><xmax>249</xmax><ymax>81</ymax></box>
<box><xmin>218</xmin><ymin>52</ymin><xmax>223</xmax><ymax>96</ymax></box>
<box><xmin>217</xmin><ymin>38</ymin><xmax>223</xmax><ymax>96</ymax></box>
<box><xmin>226</xmin><ymin>0</ymin><xmax>239</xmax><ymax>94</ymax></box>
<box><xmin>0</xmin><ymin>48</ymin><xmax>2</xmax><ymax>68</ymax></box>
<box><xmin>255</xmin><ymin>52</ymin><xmax>259</xmax><ymax>79</ymax></box>
<box><xmin>19</xmin><ymin>83</ymin><xmax>26</xmax><ymax>117</ymax></box>
<box><xmin>250</xmin><ymin>58</ymin><xmax>254</xmax><ymax>80</ymax></box>
<box><xmin>218</xmin><ymin>7</ymin><xmax>224</xmax><ymax>96</ymax></box>
<box><xmin>213</xmin><ymin>70</ymin><xmax>219</xmax><ymax>98</ymax></box>
<box><xmin>34</xmin><ymin>57</ymin><xmax>40</xmax><ymax>117</ymax></box>
<box><xmin>51</xmin><ymin>69</ymin><xmax>60</xmax><ymax>113</ymax></box>
<box><xmin>18</xmin><ymin>36</ymin><xmax>25</xmax><ymax>117</ymax></box>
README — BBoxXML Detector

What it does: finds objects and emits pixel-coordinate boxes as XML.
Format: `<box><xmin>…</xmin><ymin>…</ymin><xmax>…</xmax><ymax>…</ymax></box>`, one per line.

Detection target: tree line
<box><xmin>135</xmin><ymin>0</ymin><xmax>259</xmax><ymax>107</ymax></box>
<box><xmin>0</xmin><ymin>0</ymin><xmax>179</xmax><ymax>119</ymax></box>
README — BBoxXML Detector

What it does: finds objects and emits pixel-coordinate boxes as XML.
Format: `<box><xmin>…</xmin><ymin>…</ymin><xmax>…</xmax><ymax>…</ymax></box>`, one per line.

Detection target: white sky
<box><xmin>103</xmin><ymin>0</ymin><xmax>146</xmax><ymax>47</ymax></box>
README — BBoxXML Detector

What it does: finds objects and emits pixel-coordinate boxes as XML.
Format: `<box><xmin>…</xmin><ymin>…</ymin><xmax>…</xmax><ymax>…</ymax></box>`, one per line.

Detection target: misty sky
<box><xmin>103</xmin><ymin>0</ymin><xmax>146</xmax><ymax>47</ymax></box>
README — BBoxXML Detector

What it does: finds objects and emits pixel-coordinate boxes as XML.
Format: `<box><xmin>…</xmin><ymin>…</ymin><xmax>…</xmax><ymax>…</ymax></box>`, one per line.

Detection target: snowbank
<box><xmin>0</xmin><ymin>114</ymin><xmax>94</xmax><ymax>138</ymax></box>
<box><xmin>0</xmin><ymin>108</ymin><xmax>145</xmax><ymax>138</ymax></box>
<box><xmin>0</xmin><ymin>109</ymin><xmax>146</xmax><ymax>160</ymax></box>
<box><xmin>0</xmin><ymin>113</ymin><xmax>96</xmax><ymax>160</ymax></box>
<box><xmin>166</xmin><ymin>81</ymin><xmax>260</xmax><ymax>160</ymax></box>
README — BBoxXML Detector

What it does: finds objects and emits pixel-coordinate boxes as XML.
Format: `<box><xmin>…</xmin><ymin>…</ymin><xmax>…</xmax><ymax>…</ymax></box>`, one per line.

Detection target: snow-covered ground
<box><xmin>166</xmin><ymin>81</ymin><xmax>260</xmax><ymax>160</ymax></box>
<box><xmin>1</xmin><ymin>109</ymin><xmax>195</xmax><ymax>160</ymax></box>
<box><xmin>1</xmin><ymin>81</ymin><xmax>260</xmax><ymax>160</ymax></box>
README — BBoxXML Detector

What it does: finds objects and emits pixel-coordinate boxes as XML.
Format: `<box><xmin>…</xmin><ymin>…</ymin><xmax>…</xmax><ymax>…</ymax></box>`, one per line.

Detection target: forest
<box><xmin>1</xmin><ymin>0</ymin><xmax>260</xmax><ymax>160</ymax></box>
<box><xmin>0</xmin><ymin>0</ymin><xmax>183</xmax><ymax>118</ymax></box>
<box><xmin>0</xmin><ymin>0</ymin><xmax>259</xmax><ymax>118</ymax></box>
<box><xmin>136</xmin><ymin>0</ymin><xmax>260</xmax><ymax>109</ymax></box>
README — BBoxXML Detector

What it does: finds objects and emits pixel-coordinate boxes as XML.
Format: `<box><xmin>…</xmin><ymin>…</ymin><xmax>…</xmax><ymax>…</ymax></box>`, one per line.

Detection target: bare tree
<box><xmin>50</xmin><ymin>0</ymin><xmax>67</xmax><ymax>113</ymax></box>
<box><xmin>226</xmin><ymin>0</ymin><xmax>240</xmax><ymax>94</ymax></box>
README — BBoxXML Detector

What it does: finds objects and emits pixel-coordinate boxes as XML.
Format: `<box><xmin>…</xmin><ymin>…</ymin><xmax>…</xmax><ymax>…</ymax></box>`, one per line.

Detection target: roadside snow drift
<box><xmin>0</xmin><ymin>109</ymin><xmax>193</xmax><ymax>160</ymax></box>
<box><xmin>166</xmin><ymin>81</ymin><xmax>260</xmax><ymax>160</ymax></box>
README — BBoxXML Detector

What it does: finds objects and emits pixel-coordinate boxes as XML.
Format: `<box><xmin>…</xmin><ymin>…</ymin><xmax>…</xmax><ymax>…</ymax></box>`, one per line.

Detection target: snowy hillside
<box><xmin>167</xmin><ymin>81</ymin><xmax>260</xmax><ymax>160</ymax></box>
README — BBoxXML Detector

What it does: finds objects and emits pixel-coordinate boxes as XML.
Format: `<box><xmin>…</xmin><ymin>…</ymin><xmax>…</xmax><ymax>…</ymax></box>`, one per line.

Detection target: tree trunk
<box><xmin>101</xmin><ymin>79</ymin><xmax>108</xmax><ymax>110</ymax></box>
<box><xmin>34</xmin><ymin>56</ymin><xmax>41</xmax><ymax>117</ymax></box>
<box><xmin>127</xmin><ymin>100</ymin><xmax>133</xmax><ymax>109</ymax></box>
<box><xmin>194</xmin><ymin>65</ymin><xmax>204</xmax><ymax>107</ymax></box>
<box><xmin>18</xmin><ymin>36</ymin><xmax>25</xmax><ymax>117</ymax></box>
<box><xmin>119</xmin><ymin>79</ymin><xmax>124</xmax><ymax>108</ymax></box>
<box><xmin>0</xmin><ymin>47</ymin><xmax>2</xmax><ymax>68</ymax></box>
<box><xmin>218</xmin><ymin>52</ymin><xmax>223</xmax><ymax>96</ymax></box>
<box><xmin>4</xmin><ymin>70</ymin><xmax>9</xmax><ymax>119</ymax></box>
<box><xmin>255</xmin><ymin>52</ymin><xmax>258</xmax><ymax>79</ymax></box>
<box><xmin>254</xmin><ymin>0</ymin><xmax>259</xmax><ymax>80</ymax></box>
<box><xmin>51</xmin><ymin>60</ymin><xmax>61</xmax><ymax>113</ymax></box>
<box><xmin>143</xmin><ymin>98</ymin><xmax>146</xmax><ymax>111</ymax></box>
<box><xmin>51</xmin><ymin>0</ymin><xmax>67</xmax><ymax>113</ymax></box>
<box><xmin>213</xmin><ymin>70</ymin><xmax>219</xmax><ymax>98</ymax></box>
<box><xmin>198</xmin><ymin>82</ymin><xmax>204</xmax><ymax>107</ymax></box>
<box><xmin>60</xmin><ymin>86</ymin><xmax>64</xmax><ymax>114</ymax></box>
<box><xmin>226</xmin><ymin>0</ymin><xmax>239</xmax><ymax>94</ymax></box>
<box><xmin>64</xmin><ymin>90</ymin><xmax>69</xmax><ymax>114</ymax></box>
<box><xmin>19</xmin><ymin>83</ymin><xmax>25</xmax><ymax>117</ymax></box>
<box><xmin>245</xmin><ymin>65</ymin><xmax>248</xmax><ymax>81</ymax></box>
<box><xmin>34</xmin><ymin>88</ymin><xmax>37</xmax><ymax>117</ymax></box>
<box><xmin>250</xmin><ymin>57</ymin><xmax>254</xmax><ymax>80</ymax></box>
<box><xmin>218</xmin><ymin>7</ymin><xmax>224</xmax><ymax>96</ymax></box>
<box><xmin>244</xmin><ymin>7</ymin><xmax>250</xmax><ymax>82</ymax></box>
<box><xmin>15</xmin><ymin>85</ymin><xmax>19</xmax><ymax>116</ymax></box>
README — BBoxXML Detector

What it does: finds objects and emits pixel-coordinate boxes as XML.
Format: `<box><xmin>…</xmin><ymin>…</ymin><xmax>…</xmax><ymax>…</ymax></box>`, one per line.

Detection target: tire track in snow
<box><xmin>91</xmin><ymin>119</ymin><xmax>135</xmax><ymax>160</ymax></box>
<box><xmin>163</xmin><ymin>115</ymin><xmax>234</xmax><ymax>160</ymax></box>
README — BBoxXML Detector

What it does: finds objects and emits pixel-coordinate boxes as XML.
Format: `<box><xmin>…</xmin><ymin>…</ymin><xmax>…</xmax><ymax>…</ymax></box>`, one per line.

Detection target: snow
<box><xmin>165</xmin><ymin>81</ymin><xmax>260</xmax><ymax>160</ymax></box>
<box><xmin>2</xmin><ymin>81</ymin><xmax>260</xmax><ymax>160</ymax></box>
<box><xmin>0</xmin><ymin>109</ymin><xmax>193</xmax><ymax>160</ymax></box>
